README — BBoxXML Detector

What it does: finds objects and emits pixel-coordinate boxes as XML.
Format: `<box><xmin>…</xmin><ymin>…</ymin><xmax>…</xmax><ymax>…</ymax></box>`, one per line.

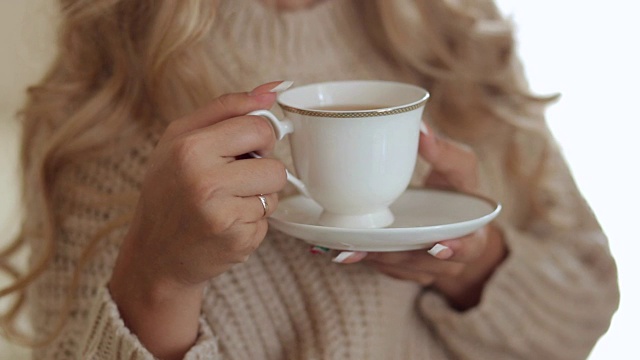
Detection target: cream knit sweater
<box><xmin>27</xmin><ymin>0</ymin><xmax>619</xmax><ymax>359</ymax></box>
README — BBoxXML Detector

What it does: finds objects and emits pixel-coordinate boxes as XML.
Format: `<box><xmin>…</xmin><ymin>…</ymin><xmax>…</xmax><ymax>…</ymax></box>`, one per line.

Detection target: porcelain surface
<box><xmin>269</xmin><ymin>188</ymin><xmax>502</xmax><ymax>251</ymax></box>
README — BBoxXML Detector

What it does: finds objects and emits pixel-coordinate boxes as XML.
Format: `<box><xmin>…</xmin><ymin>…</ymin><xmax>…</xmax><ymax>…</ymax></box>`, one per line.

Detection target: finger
<box><xmin>216</xmin><ymin>158</ymin><xmax>288</xmax><ymax>197</ymax></box>
<box><xmin>236</xmin><ymin>193</ymin><xmax>279</xmax><ymax>222</ymax></box>
<box><xmin>183</xmin><ymin>158</ymin><xmax>285</xmax><ymax>208</ymax></box>
<box><xmin>217</xmin><ymin>219</ymin><xmax>270</xmax><ymax>264</ymax></box>
<box><xmin>369</xmin><ymin>253</ymin><xmax>466</xmax><ymax>279</ymax></box>
<box><xmin>365</xmin><ymin>251</ymin><xmax>421</xmax><ymax>265</ymax></box>
<box><xmin>423</xmin><ymin>171</ymin><xmax>453</xmax><ymax>190</ymax></box>
<box><xmin>238</xmin><ymin>193</ymin><xmax>278</xmax><ymax>221</ymax></box>
<box><xmin>167</xmin><ymin>81</ymin><xmax>286</xmax><ymax>136</ymax></box>
<box><xmin>366</xmin><ymin>250</ymin><xmax>437</xmax><ymax>268</ymax></box>
<box><xmin>178</xmin><ymin>113</ymin><xmax>277</xmax><ymax>162</ymax></box>
<box><xmin>366</xmin><ymin>249</ymin><xmax>462</xmax><ymax>275</ymax></box>
<box><xmin>203</xmin><ymin>193</ymin><xmax>279</xmax><ymax>230</ymax></box>
<box><xmin>166</xmin><ymin>115</ymin><xmax>280</xmax><ymax>180</ymax></box>
<box><xmin>437</xmin><ymin>228</ymin><xmax>489</xmax><ymax>263</ymax></box>
<box><xmin>201</xmin><ymin>114</ymin><xmax>278</xmax><ymax>159</ymax></box>
<box><xmin>370</xmin><ymin>262</ymin><xmax>436</xmax><ymax>286</ymax></box>
<box><xmin>418</xmin><ymin>126</ymin><xmax>478</xmax><ymax>192</ymax></box>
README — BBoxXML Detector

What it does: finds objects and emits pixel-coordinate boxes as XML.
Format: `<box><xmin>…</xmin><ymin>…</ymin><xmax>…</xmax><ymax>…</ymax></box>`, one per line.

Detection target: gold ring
<box><xmin>257</xmin><ymin>194</ymin><xmax>268</xmax><ymax>217</ymax></box>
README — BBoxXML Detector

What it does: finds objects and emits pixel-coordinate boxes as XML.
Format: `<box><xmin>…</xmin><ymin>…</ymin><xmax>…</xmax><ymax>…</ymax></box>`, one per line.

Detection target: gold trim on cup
<box><xmin>278</xmin><ymin>99</ymin><xmax>428</xmax><ymax>118</ymax></box>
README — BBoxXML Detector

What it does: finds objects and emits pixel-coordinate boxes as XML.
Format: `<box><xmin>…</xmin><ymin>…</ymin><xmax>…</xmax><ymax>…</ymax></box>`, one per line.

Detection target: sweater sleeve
<box><xmin>25</xmin><ymin>126</ymin><xmax>221</xmax><ymax>359</ymax></box>
<box><xmin>418</xmin><ymin>134</ymin><xmax>619</xmax><ymax>359</ymax></box>
<box><xmin>78</xmin><ymin>286</ymin><xmax>218</xmax><ymax>359</ymax></box>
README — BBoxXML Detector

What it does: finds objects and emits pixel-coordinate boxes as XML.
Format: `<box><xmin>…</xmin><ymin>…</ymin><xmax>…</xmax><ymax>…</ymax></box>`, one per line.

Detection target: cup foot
<box><xmin>318</xmin><ymin>208</ymin><xmax>394</xmax><ymax>229</ymax></box>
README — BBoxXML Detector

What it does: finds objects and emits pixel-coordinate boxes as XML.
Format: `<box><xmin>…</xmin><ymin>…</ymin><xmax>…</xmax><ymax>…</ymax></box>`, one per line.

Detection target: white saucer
<box><xmin>269</xmin><ymin>188</ymin><xmax>501</xmax><ymax>252</ymax></box>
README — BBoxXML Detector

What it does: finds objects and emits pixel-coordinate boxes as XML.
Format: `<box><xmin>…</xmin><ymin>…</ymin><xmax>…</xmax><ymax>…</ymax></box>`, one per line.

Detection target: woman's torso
<box><xmin>199</xmin><ymin>1</ymin><xmax>445</xmax><ymax>358</ymax></box>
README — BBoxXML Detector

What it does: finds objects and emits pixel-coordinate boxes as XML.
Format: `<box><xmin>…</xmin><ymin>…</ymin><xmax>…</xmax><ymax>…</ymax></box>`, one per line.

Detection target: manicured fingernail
<box><xmin>420</xmin><ymin>122</ymin><xmax>429</xmax><ymax>135</ymax></box>
<box><xmin>249</xmin><ymin>81</ymin><xmax>293</xmax><ymax>96</ymax></box>
<box><xmin>270</xmin><ymin>81</ymin><xmax>294</xmax><ymax>93</ymax></box>
<box><xmin>332</xmin><ymin>251</ymin><xmax>358</xmax><ymax>263</ymax></box>
<box><xmin>310</xmin><ymin>246</ymin><xmax>331</xmax><ymax>255</ymax></box>
<box><xmin>428</xmin><ymin>244</ymin><xmax>453</xmax><ymax>259</ymax></box>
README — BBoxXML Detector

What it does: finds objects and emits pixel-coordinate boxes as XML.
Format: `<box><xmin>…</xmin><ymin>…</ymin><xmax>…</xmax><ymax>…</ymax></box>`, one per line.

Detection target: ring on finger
<box><xmin>257</xmin><ymin>194</ymin><xmax>268</xmax><ymax>218</ymax></box>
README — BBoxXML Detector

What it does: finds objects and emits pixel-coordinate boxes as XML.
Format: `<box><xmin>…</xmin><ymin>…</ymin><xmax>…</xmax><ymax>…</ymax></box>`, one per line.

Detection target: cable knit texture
<box><xmin>26</xmin><ymin>0</ymin><xmax>618</xmax><ymax>359</ymax></box>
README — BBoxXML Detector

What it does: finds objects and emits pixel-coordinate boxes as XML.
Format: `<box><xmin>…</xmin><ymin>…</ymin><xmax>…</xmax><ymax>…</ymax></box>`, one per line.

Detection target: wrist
<box><xmin>109</xmin><ymin>264</ymin><xmax>205</xmax><ymax>314</ymax></box>
<box><xmin>110</xmin><ymin>230</ymin><xmax>206</xmax><ymax>304</ymax></box>
<box><xmin>109</xmin><ymin>234</ymin><xmax>205</xmax><ymax>359</ymax></box>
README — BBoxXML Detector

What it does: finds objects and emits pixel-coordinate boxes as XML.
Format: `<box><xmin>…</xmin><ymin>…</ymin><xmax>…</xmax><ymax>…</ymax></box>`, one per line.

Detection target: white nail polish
<box><xmin>270</xmin><ymin>81</ymin><xmax>294</xmax><ymax>93</ymax></box>
<box><xmin>427</xmin><ymin>244</ymin><xmax>450</xmax><ymax>257</ymax></box>
<box><xmin>332</xmin><ymin>251</ymin><xmax>357</xmax><ymax>263</ymax></box>
<box><xmin>419</xmin><ymin>122</ymin><xmax>429</xmax><ymax>135</ymax></box>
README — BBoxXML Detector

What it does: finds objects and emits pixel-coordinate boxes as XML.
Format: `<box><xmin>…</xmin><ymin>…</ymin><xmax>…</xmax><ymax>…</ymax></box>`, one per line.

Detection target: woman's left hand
<box><xmin>332</xmin><ymin>125</ymin><xmax>507</xmax><ymax>310</ymax></box>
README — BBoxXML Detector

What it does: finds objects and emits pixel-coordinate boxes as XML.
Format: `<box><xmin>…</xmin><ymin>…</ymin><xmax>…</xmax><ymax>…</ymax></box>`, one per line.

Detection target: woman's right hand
<box><xmin>108</xmin><ymin>82</ymin><xmax>288</xmax><ymax>359</ymax></box>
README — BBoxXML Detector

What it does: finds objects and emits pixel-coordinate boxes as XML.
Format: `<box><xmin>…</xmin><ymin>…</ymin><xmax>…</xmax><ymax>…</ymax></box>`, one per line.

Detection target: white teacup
<box><xmin>251</xmin><ymin>80</ymin><xmax>429</xmax><ymax>229</ymax></box>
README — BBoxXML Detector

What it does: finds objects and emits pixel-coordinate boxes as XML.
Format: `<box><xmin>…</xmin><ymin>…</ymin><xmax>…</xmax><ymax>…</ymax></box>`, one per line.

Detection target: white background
<box><xmin>495</xmin><ymin>0</ymin><xmax>640</xmax><ymax>359</ymax></box>
<box><xmin>1</xmin><ymin>0</ymin><xmax>639</xmax><ymax>358</ymax></box>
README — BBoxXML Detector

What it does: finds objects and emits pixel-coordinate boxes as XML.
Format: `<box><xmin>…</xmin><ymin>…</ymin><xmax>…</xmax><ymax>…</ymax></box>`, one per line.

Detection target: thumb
<box><xmin>418</xmin><ymin>123</ymin><xmax>479</xmax><ymax>193</ymax></box>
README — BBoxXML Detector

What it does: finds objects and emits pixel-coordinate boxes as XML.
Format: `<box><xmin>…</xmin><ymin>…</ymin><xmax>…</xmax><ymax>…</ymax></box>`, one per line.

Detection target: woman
<box><xmin>1</xmin><ymin>0</ymin><xmax>618</xmax><ymax>359</ymax></box>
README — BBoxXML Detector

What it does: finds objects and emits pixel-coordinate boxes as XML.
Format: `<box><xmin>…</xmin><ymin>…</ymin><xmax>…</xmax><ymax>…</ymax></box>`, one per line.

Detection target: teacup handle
<box><xmin>247</xmin><ymin>110</ymin><xmax>311</xmax><ymax>198</ymax></box>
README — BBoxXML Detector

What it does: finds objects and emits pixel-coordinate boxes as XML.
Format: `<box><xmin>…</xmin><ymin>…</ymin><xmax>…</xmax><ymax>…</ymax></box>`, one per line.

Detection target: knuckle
<box><xmin>253</xmin><ymin>220</ymin><xmax>269</xmax><ymax>243</ymax></box>
<box><xmin>189</xmin><ymin>179</ymin><xmax>211</xmax><ymax>203</ymax></box>
<box><xmin>207</xmin><ymin>213</ymin><xmax>237</xmax><ymax>235</ymax></box>
<box><xmin>248</xmin><ymin>116</ymin><xmax>275</xmax><ymax>143</ymax></box>
<box><xmin>171</xmin><ymin>135</ymin><xmax>199</xmax><ymax>165</ymax></box>
<box><xmin>164</xmin><ymin>121</ymin><xmax>183</xmax><ymax>138</ymax></box>
<box><xmin>227</xmin><ymin>252</ymin><xmax>251</xmax><ymax>265</ymax></box>
<box><xmin>213</xmin><ymin>93</ymin><xmax>236</xmax><ymax>113</ymax></box>
<box><xmin>191</xmin><ymin>177</ymin><xmax>224</xmax><ymax>205</ymax></box>
<box><xmin>226</xmin><ymin>224</ymin><xmax>266</xmax><ymax>262</ymax></box>
<box><xmin>267</xmin><ymin>160</ymin><xmax>288</xmax><ymax>188</ymax></box>
<box><xmin>240</xmin><ymin>238</ymin><xmax>261</xmax><ymax>256</ymax></box>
